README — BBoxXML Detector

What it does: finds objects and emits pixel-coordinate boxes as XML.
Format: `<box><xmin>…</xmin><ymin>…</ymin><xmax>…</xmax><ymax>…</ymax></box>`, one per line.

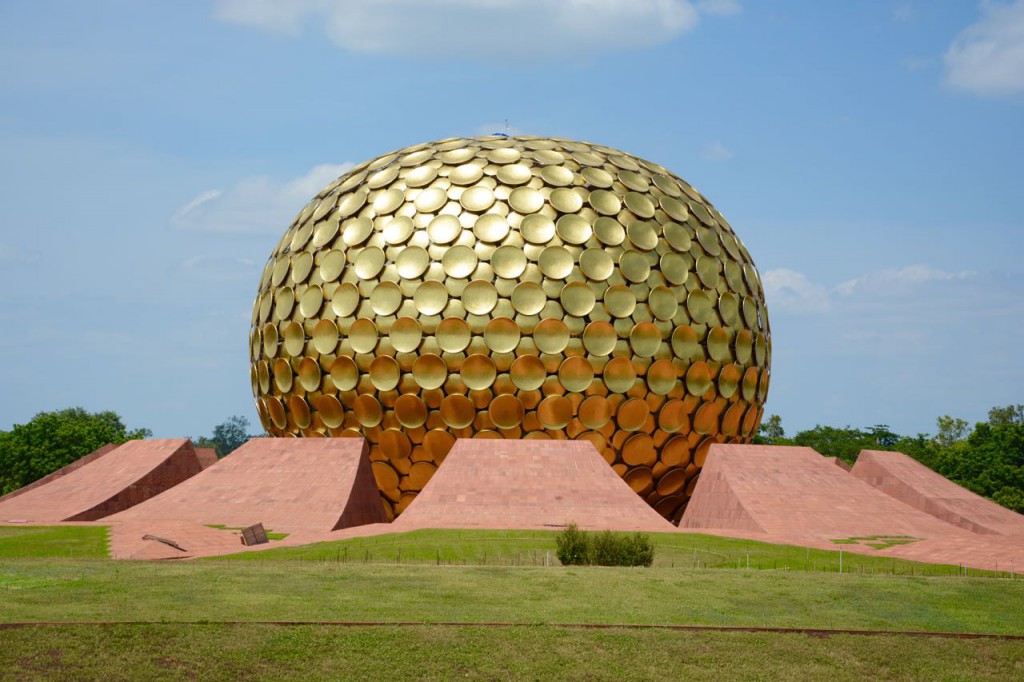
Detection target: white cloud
<box><xmin>945</xmin><ymin>0</ymin><xmax>1024</xmax><ymax>96</ymax></box>
<box><xmin>763</xmin><ymin>268</ymin><xmax>831</xmax><ymax>314</ymax></box>
<box><xmin>834</xmin><ymin>265</ymin><xmax>970</xmax><ymax>297</ymax></box>
<box><xmin>699</xmin><ymin>141</ymin><xmax>734</xmax><ymax>162</ymax></box>
<box><xmin>212</xmin><ymin>0</ymin><xmax>706</xmax><ymax>59</ymax></box>
<box><xmin>697</xmin><ymin>0</ymin><xmax>741</xmax><ymax>16</ymax></box>
<box><xmin>171</xmin><ymin>163</ymin><xmax>353</xmax><ymax>233</ymax></box>
<box><xmin>892</xmin><ymin>2</ymin><xmax>914</xmax><ymax>23</ymax></box>
<box><xmin>764</xmin><ymin>264</ymin><xmax>972</xmax><ymax>316</ymax></box>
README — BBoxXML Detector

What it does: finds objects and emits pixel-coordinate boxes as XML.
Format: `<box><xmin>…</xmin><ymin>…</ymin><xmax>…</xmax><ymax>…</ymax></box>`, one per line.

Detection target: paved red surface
<box><xmin>679</xmin><ymin>444</ymin><xmax>1024</xmax><ymax>572</ymax></box>
<box><xmin>106</xmin><ymin>437</ymin><xmax>387</xmax><ymax>559</ymax></box>
<box><xmin>852</xmin><ymin>449</ymin><xmax>1024</xmax><ymax>537</ymax></box>
<box><xmin>195</xmin><ymin>448</ymin><xmax>219</xmax><ymax>469</ymax></box>
<box><xmin>0</xmin><ymin>439</ymin><xmax>203</xmax><ymax>523</ymax></box>
<box><xmin>0</xmin><ymin>443</ymin><xmax>118</xmax><ymax>504</ymax></box>
<box><xmin>391</xmin><ymin>439</ymin><xmax>676</xmax><ymax>533</ymax></box>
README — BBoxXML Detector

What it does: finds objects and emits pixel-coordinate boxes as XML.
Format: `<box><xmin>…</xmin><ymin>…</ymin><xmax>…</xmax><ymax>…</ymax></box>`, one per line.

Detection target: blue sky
<box><xmin>1</xmin><ymin>0</ymin><xmax>1021</xmax><ymax>439</ymax></box>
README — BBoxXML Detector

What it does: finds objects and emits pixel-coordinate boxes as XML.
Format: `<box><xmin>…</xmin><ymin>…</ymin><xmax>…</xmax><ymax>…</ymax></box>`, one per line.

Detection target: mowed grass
<box><xmin>0</xmin><ymin>526</ymin><xmax>109</xmax><ymax>559</ymax></box>
<box><xmin>2</xmin><ymin>561</ymin><xmax>1023</xmax><ymax>635</ymax></box>
<box><xmin>218</xmin><ymin>527</ymin><xmax>1012</xmax><ymax>578</ymax></box>
<box><xmin>2</xmin><ymin>624</ymin><xmax>1023</xmax><ymax>681</ymax></box>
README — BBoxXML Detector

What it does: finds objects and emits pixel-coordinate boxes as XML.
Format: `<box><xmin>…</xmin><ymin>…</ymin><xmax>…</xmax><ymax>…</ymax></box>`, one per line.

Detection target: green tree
<box><xmin>988</xmin><ymin>404</ymin><xmax>1024</xmax><ymax>426</ymax></box>
<box><xmin>194</xmin><ymin>415</ymin><xmax>258</xmax><ymax>458</ymax></box>
<box><xmin>935</xmin><ymin>415</ymin><xmax>969</xmax><ymax>448</ymax></box>
<box><xmin>756</xmin><ymin>414</ymin><xmax>786</xmax><ymax>444</ymax></box>
<box><xmin>0</xmin><ymin>408</ymin><xmax>150</xmax><ymax>494</ymax></box>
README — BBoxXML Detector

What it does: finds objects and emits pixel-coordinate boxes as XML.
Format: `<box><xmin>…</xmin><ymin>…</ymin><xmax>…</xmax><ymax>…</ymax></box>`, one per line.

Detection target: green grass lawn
<box><xmin>2</xmin><ymin>561</ymin><xmax>1022</xmax><ymax>634</ymax></box>
<box><xmin>2</xmin><ymin>624</ymin><xmax>1022</xmax><ymax>681</ymax></box>
<box><xmin>0</xmin><ymin>526</ymin><xmax>109</xmax><ymax>559</ymax></box>
<box><xmin>3</xmin><ymin>525</ymin><xmax>1024</xmax><ymax>680</ymax></box>
<box><xmin>217</xmin><ymin>527</ymin><xmax>1012</xmax><ymax>578</ymax></box>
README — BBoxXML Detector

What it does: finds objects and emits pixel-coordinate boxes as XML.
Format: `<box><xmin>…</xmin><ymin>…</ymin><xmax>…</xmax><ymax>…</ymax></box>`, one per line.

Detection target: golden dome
<box><xmin>250</xmin><ymin>135</ymin><xmax>771</xmax><ymax>522</ymax></box>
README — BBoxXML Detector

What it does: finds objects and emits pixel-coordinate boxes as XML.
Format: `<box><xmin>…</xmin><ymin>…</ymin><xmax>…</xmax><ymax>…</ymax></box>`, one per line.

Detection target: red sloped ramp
<box><xmin>0</xmin><ymin>443</ymin><xmax>119</xmax><ymax>504</ymax></box>
<box><xmin>679</xmin><ymin>444</ymin><xmax>957</xmax><ymax>539</ymax></box>
<box><xmin>852</xmin><ymin>449</ymin><xmax>1024</xmax><ymax>537</ymax></box>
<box><xmin>393</xmin><ymin>439</ymin><xmax>676</xmax><ymax>532</ymax></box>
<box><xmin>108</xmin><ymin>437</ymin><xmax>387</xmax><ymax>535</ymax></box>
<box><xmin>0</xmin><ymin>439</ymin><xmax>203</xmax><ymax>523</ymax></box>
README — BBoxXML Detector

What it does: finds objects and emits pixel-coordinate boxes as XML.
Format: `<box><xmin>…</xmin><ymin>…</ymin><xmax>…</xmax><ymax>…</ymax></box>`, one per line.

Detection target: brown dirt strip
<box><xmin>1</xmin><ymin>622</ymin><xmax>1022</xmax><ymax>640</ymax></box>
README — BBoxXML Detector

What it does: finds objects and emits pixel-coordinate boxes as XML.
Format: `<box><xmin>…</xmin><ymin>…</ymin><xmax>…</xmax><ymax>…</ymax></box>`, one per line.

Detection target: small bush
<box><xmin>555</xmin><ymin>523</ymin><xmax>654</xmax><ymax>567</ymax></box>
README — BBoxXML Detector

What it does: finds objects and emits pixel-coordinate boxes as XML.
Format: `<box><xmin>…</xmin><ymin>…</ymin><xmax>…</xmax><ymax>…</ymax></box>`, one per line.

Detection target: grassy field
<box><xmin>3</xmin><ymin>526</ymin><xmax>1023</xmax><ymax>679</ymax></box>
<box><xmin>217</xmin><ymin>527</ymin><xmax>1014</xmax><ymax>578</ymax></box>
<box><xmin>0</xmin><ymin>525</ymin><xmax>109</xmax><ymax>559</ymax></box>
<box><xmin>2</xmin><ymin>624</ymin><xmax>1022</xmax><ymax>681</ymax></box>
<box><xmin>2</xmin><ymin>561</ymin><xmax>1023</xmax><ymax>634</ymax></box>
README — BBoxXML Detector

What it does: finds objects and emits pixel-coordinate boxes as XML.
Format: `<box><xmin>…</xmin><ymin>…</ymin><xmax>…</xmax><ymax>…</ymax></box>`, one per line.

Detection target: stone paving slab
<box><xmin>852</xmin><ymin>449</ymin><xmax>1024</xmax><ymax>537</ymax></box>
<box><xmin>0</xmin><ymin>439</ymin><xmax>203</xmax><ymax>523</ymax></box>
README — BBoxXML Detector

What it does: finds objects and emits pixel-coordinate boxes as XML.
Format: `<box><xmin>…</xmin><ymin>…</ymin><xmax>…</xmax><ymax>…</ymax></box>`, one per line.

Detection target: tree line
<box><xmin>755</xmin><ymin>405</ymin><xmax>1024</xmax><ymax>513</ymax></box>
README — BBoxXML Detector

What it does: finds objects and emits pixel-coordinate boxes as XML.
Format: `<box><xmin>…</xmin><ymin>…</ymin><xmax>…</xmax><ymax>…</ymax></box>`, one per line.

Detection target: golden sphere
<box><xmin>250</xmin><ymin>136</ymin><xmax>771</xmax><ymax>522</ymax></box>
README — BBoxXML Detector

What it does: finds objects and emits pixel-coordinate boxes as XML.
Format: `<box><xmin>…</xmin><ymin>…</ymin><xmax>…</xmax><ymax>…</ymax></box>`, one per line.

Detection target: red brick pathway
<box><xmin>0</xmin><ymin>439</ymin><xmax>202</xmax><ymax>523</ymax></box>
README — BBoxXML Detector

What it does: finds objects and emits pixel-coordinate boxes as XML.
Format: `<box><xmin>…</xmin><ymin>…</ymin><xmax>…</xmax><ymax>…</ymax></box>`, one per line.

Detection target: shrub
<box><xmin>555</xmin><ymin>523</ymin><xmax>654</xmax><ymax>567</ymax></box>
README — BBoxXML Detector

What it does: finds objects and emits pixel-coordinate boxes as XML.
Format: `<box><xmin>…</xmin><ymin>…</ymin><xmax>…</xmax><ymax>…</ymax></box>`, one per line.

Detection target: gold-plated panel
<box><xmin>369</xmin><ymin>355</ymin><xmax>401</xmax><ymax>391</ymax></box>
<box><xmin>539</xmin><ymin>246</ymin><xmax>574</xmax><ymax>280</ymax></box>
<box><xmin>511</xmin><ymin>281</ymin><xmax>546</xmax><ymax>315</ymax></box>
<box><xmin>436</xmin><ymin>317</ymin><xmax>471</xmax><ymax>352</ymax></box>
<box><xmin>603</xmin><ymin>357</ymin><xmax>637</xmax><ymax>393</ymax></box>
<box><xmin>484</xmin><ymin>317</ymin><xmax>520</xmax><ymax>353</ymax></box>
<box><xmin>251</xmin><ymin>135</ymin><xmax>770</xmax><ymax>522</ymax></box>
<box><xmin>537</xmin><ymin>395</ymin><xmax>572</xmax><ymax>429</ymax></box>
<box><xmin>461</xmin><ymin>353</ymin><xmax>497</xmax><ymax>390</ymax></box>
<box><xmin>560</xmin><ymin>282</ymin><xmax>597</xmax><ymax>317</ymax></box>
<box><xmin>462</xmin><ymin>280</ymin><xmax>498</xmax><ymax>315</ymax></box>
<box><xmin>558</xmin><ymin>356</ymin><xmax>594</xmax><ymax>392</ymax></box>
<box><xmin>510</xmin><ymin>354</ymin><xmax>546</xmax><ymax>391</ymax></box>
<box><xmin>489</xmin><ymin>394</ymin><xmax>524</xmax><ymax>429</ymax></box>
<box><xmin>491</xmin><ymin>245</ymin><xmax>527</xmax><ymax>279</ymax></box>
<box><xmin>348</xmin><ymin>318</ymin><xmax>378</xmax><ymax>354</ymax></box>
<box><xmin>583</xmin><ymin>321</ymin><xmax>617</xmax><ymax>356</ymax></box>
<box><xmin>534</xmin><ymin>318</ymin><xmax>570</xmax><ymax>354</ymax></box>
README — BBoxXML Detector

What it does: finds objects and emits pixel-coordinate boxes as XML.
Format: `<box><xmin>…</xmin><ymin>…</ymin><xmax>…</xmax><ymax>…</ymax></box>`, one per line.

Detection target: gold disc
<box><xmin>550</xmin><ymin>188</ymin><xmax>583</xmax><ymax>214</ymax></box>
<box><xmin>474</xmin><ymin>213</ymin><xmax>511</xmax><ymax>242</ymax></box>
<box><xmin>594</xmin><ymin>216</ymin><xmax>625</xmax><ymax>246</ymax></box>
<box><xmin>462</xmin><ymin>280</ymin><xmax>498</xmax><ymax>315</ymax></box>
<box><xmin>331</xmin><ymin>282</ymin><xmax>361</xmax><ymax>317</ymax></box>
<box><xmin>629</xmin><ymin>322</ymin><xmax>662</xmax><ymax>358</ymax></box>
<box><xmin>353</xmin><ymin>394</ymin><xmax>383</xmax><ymax>427</ymax></box>
<box><xmin>461</xmin><ymin>354</ymin><xmax>497</xmax><ymax>390</ymax></box>
<box><xmin>436</xmin><ymin>317</ymin><xmax>471</xmax><ymax>352</ymax></box>
<box><xmin>583</xmin><ymin>321</ymin><xmax>617</xmax><ymax>356</ymax></box>
<box><xmin>647</xmin><ymin>359</ymin><xmax>677</xmax><ymax>395</ymax></box>
<box><xmin>685</xmin><ymin>361</ymin><xmax>713</xmax><ymax>397</ymax></box>
<box><xmin>414</xmin><ymin>281</ymin><xmax>448</xmax><ymax>315</ymax></box>
<box><xmin>603</xmin><ymin>357</ymin><xmax>637</xmax><ymax>393</ymax></box>
<box><xmin>604</xmin><ymin>285</ymin><xmax>636</xmax><ymax>318</ymax></box>
<box><xmin>460</xmin><ymin>186</ymin><xmax>495</xmax><ymax>212</ymax></box>
<box><xmin>539</xmin><ymin>246</ymin><xmax>574</xmax><ymax>279</ymax></box>
<box><xmin>534</xmin><ymin>318</ymin><xmax>570</xmax><ymax>354</ymax></box>
<box><xmin>282</xmin><ymin>321</ymin><xmax>305</xmax><ymax>357</ymax></box>
<box><xmin>348</xmin><ymin>318</ymin><xmax>378</xmax><ymax>354</ymax></box>
<box><xmin>312</xmin><ymin>319</ymin><xmax>339</xmax><ymax>355</ymax></box>
<box><xmin>558</xmin><ymin>356</ymin><xmax>594</xmax><ymax>392</ymax></box>
<box><xmin>658</xmin><ymin>400</ymin><xmax>688</xmax><ymax>434</ymax></box>
<box><xmin>369</xmin><ymin>281</ymin><xmax>402</xmax><ymax>315</ymax></box>
<box><xmin>686</xmin><ymin>289</ymin><xmax>713</xmax><ymax>324</ymax></box>
<box><xmin>491</xmin><ymin>245</ymin><xmax>528</xmax><ymax>279</ymax></box>
<box><xmin>537</xmin><ymin>395</ymin><xmax>573</xmax><ymax>430</ymax></box>
<box><xmin>489</xmin><ymin>394</ymin><xmax>525</xmax><ymax>429</ymax></box>
<box><xmin>382</xmin><ymin>215</ymin><xmax>414</xmax><ymax>245</ymax></box>
<box><xmin>578</xmin><ymin>396</ymin><xmax>612</xmax><ymax>430</ymax></box>
<box><xmin>622</xmin><ymin>433</ymin><xmax>656</xmax><ymax>466</ymax></box>
<box><xmin>314</xmin><ymin>394</ymin><xmax>344</xmax><ymax>429</ymax></box>
<box><xmin>394</xmin><ymin>394</ymin><xmax>428</xmax><ymax>428</ymax></box>
<box><xmin>510</xmin><ymin>355</ymin><xmax>546</xmax><ymax>391</ymax></box>
<box><xmin>648</xmin><ymin>286</ymin><xmax>678</xmax><ymax>321</ymax></box>
<box><xmin>616</xmin><ymin>398</ymin><xmax>650</xmax><ymax>431</ymax></box>
<box><xmin>369</xmin><ymin>355</ymin><xmax>401</xmax><ymax>391</ymax></box>
<box><xmin>329</xmin><ymin>355</ymin><xmax>359</xmax><ymax>391</ymax></box>
<box><xmin>389</xmin><ymin>317</ymin><xmax>422</xmax><ymax>353</ymax></box>
<box><xmin>555</xmin><ymin>214</ymin><xmax>592</xmax><ymax>245</ymax></box>
<box><xmin>484</xmin><ymin>317</ymin><xmax>521</xmax><ymax>353</ymax></box>
<box><xmin>354</xmin><ymin>247</ymin><xmax>385</xmax><ymax>279</ymax></box>
<box><xmin>428</xmin><ymin>215</ymin><xmax>462</xmax><ymax>245</ymax></box>
<box><xmin>588</xmin><ymin>189</ymin><xmax>621</xmax><ymax>216</ymax></box>
<box><xmin>509</xmin><ymin>187</ymin><xmax>544</xmax><ymax>214</ymax></box>
<box><xmin>579</xmin><ymin>249</ymin><xmax>614</xmax><ymax>281</ymax></box>
<box><xmin>412</xmin><ymin>354</ymin><xmax>447</xmax><ymax>390</ymax></box>
<box><xmin>520</xmin><ymin>214</ymin><xmax>556</xmax><ymax>243</ymax></box>
<box><xmin>561</xmin><ymin>282</ymin><xmax>596</xmax><ymax>317</ymax></box>
<box><xmin>442</xmin><ymin>245</ymin><xmax>478</xmax><ymax>279</ymax></box>
<box><xmin>718</xmin><ymin>363</ymin><xmax>742</xmax><ymax>398</ymax></box>
<box><xmin>619</xmin><ymin>250</ymin><xmax>650</xmax><ymax>283</ymax></box>
<box><xmin>297</xmin><ymin>357</ymin><xmax>321</xmax><ymax>392</ymax></box>
<box><xmin>440</xmin><ymin>394</ymin><xmax>475</xmax><ymax>428</ymax></box>
<box><xmin>511</xmin><ymin>282</ymin><xmax>546</xmax><ymax>315</ymax></box>
<box><xmin>380</xmin><ymin>428</ymin><xmax>412</xmax><ymax>462</ymax></box>
<box><xmin>707</xmin><ymin>327</ymin><xmax>732</xmax><ymax>362</ymax></box>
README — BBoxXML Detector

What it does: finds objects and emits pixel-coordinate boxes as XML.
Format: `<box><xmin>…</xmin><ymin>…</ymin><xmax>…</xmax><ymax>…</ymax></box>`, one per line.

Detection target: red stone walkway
<box><xmin>679</xmin><ymin>444</ymin><xmax>1024</xmax><ymax>572</ymax></box>
<box><xmin>852</xmin><ymin>449</ymin><xmax>1024</xmax><ymax>537</ymax></box>
<box><xmin>391</xmin><ymin>439</ymin><xmax>676</xmax><ymax>533</ymax></box>
<box><xmin>105</xmin><ymin>437</ymin><xmax>387</xmax><ymax>559</ymax></box>
<box><xmin>0</xmin><ymin>439</ymin><xmax>203</xmax><ymax>523</ymax></box>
